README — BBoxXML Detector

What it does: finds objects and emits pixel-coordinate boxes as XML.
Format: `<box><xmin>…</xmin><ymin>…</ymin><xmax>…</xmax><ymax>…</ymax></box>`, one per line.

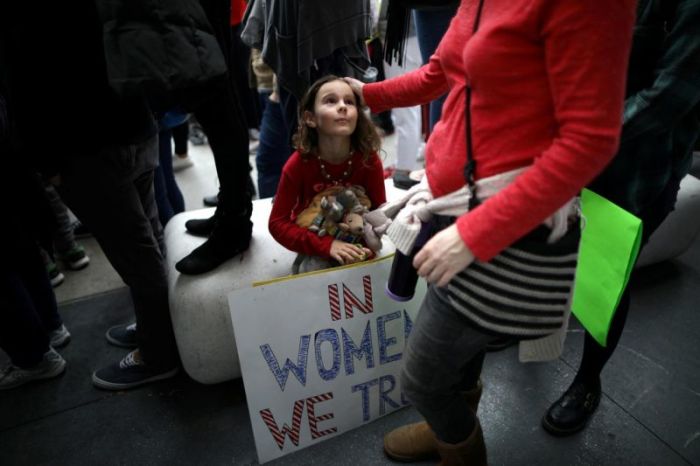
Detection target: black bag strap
<box><xmin>464</xmin><ymin>0</ymin><xmax>485</xmax><ymax>208</ymax></box>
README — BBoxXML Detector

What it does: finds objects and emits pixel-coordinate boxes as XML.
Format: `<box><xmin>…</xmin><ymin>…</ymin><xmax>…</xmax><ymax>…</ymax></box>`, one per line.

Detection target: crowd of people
<box><xmin>2</xmin><ymin>0</ymin><xmax>699</xmax><ymax>464</ymax></box>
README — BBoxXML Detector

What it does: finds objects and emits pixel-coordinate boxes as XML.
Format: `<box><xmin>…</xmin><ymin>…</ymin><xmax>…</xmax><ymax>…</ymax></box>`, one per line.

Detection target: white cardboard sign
<box><xmin>229</xmin><ymin>256</ymin><xmax>427</xmax><ymax>464</ymax></box>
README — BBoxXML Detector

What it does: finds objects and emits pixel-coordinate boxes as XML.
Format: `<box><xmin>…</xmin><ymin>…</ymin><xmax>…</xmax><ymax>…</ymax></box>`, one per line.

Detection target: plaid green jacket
<box><xmin>589</xmin><ymin>0</ymin><xmax>700</xmax><ymax>215</ymax></box>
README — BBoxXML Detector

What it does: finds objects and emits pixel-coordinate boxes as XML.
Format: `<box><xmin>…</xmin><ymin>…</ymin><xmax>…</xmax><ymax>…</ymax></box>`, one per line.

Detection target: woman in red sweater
<box><xmin>345</xmin><ymin>0</ymin><xmax>636</xmax><ymax>463</ymax></box>
<box><xmin>268</xmin><ymin>76</ymin><xmax>386</xmax><ymax>271</ymax></box>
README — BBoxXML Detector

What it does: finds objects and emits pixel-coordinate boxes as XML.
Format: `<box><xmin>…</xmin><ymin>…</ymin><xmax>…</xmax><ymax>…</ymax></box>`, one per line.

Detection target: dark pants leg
<box><xmin>256</xmin><ymin>93</ymin><xmax>292</xmax><ymax>198</ymax></box>
<box><xmin>194</xmin><ymin>0</ymin><xmax>252</xmax><ymax>217</ymax></box>
<box><xmin>401</xmin><ymin>286</ymin><xmax>495</xmax><ymax>443</ymax></box>
<box><xmin>230</xmin><ymin>24</ymin><xmax>260</xmax><ymax>130</ymax></box>
<box><xmin>577</xmin><ymin>176</ymin><xmax>683</xmax><ymax>382</ymax></box>
<box><xmin>58</xmin><ymin>137</ymin><xmax>178</xmax><ymax>368</ymax></box>
<box><xmin>43</xmin><ymin>184</ymin><xmax>76</xmax><ymax>253</ymax></box>
<box><xmin>1</xmin><ymin>234</ymin><xmax>59</xmax><ymax>368</ymax></box>
<box><xmin>413</xmin><ymin>7</ymin><xmax>457</xmax><ymax>129</ymax></box>
<box><xmin>154</xmin><ymin>130</ymin><xmax>185</xmax><ymax>226</ymax></box>
<box><xmin>172</xmin><ymin>122</ymin><xmax>189</xmax><ymax>156</ymax></box>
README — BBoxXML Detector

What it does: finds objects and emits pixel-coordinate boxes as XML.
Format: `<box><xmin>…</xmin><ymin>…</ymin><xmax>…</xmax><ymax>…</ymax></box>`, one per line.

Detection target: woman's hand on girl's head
<box><xmin>413</xmin><ymin>224</ymin><xmax>475</xmax><ymax>287</ymax></box>
<box><xmin>342</xmin><ymin>77</ymin><xmax>366</xmax><ymax>105</ymax></box>
<box><xmin>330</xmin><ymin>240</ymin><xmax>371</xmax><ymax>265</ymax></box>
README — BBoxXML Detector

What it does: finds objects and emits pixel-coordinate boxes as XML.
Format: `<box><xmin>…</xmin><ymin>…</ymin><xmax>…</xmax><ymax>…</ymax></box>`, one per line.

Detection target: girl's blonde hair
<box><xmin>293</xmin><ymin>75</ymin><xmax>381</xmax><ymax>160</ymax></box>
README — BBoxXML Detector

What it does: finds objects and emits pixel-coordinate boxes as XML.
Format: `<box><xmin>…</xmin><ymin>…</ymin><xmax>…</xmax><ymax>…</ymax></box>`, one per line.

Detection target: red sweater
<box><xmin>364</xmin><ymin>0</ymin><xmax>636</xmax><ymax>261</ymax></box>
<box><xmin>269</xmin><ymin>151</ymin><xmax>387</xmax><ymax>258</ymax></box>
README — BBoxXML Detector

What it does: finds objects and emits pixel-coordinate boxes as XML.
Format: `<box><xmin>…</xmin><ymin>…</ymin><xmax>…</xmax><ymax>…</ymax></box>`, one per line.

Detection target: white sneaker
<box><xmin>0</xmin><ymin>348</ymin><xmax>66</xmax><ymax>390</ymax></box>
<box><xmin>172</xmin><ymin>154</ymin><xmax>194</xmax><ymax>172</ymax></box>
<box><xmin>248</xmin><ymin>139</ymin><xmax>260</xmax><ymax>154</ymax></box>
<box><xmin>49</xmin><ymin>324</ymin><xmax>71</xmax><ymax>348</ymax></box>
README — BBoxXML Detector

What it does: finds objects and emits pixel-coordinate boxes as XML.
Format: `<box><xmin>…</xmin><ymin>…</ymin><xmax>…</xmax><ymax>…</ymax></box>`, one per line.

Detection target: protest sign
<box><xmin>229</xmin><ymin>256</ymin><xmax>426</xmax><ymax>464</ymax></box>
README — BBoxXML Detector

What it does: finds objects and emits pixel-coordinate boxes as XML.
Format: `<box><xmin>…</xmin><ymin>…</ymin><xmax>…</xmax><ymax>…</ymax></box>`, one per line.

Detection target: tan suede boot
<box><xmin>435</xmin><ymin>421</ymin><xmax>488</xmax><ymax>466</ymax></box>
<box><xmin>383</xmin><ymin>381</ymin><xmax>483</xmax><ymax>462</ymax></box>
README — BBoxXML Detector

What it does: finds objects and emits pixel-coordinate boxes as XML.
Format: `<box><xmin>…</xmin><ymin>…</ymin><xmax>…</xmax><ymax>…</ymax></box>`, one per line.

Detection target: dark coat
<box><xmin>95</xmin><ymin>0</ymin><xmax>228</xmax><ymax>107</ymax></box>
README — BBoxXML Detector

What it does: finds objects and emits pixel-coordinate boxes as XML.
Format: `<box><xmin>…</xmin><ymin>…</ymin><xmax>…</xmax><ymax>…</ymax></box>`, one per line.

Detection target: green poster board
<box><xmin>571</xmin><ymin>189</ymin><xmax>643</xmax><ymax>346</ymax></box>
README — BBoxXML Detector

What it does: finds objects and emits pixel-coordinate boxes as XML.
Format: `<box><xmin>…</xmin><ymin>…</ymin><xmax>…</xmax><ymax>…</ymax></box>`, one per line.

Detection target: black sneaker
<box><xmin>92</xmin><ymin>350</ymin><xmax>179</xmax><ymax>391</ymax></box>
<box><xmin>542</xmin><ymin>378</ymin><xmax>602</xmax><ymax>436</ymax></box>
<box><xmin>105</xmin><ymin>323</ymin><xmax>138</xmax><ymax>348</ymax></box>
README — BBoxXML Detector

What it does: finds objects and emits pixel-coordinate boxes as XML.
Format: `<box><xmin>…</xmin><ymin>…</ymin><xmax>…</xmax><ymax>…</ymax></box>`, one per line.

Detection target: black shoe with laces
<box><xmin>105</xmin><ymin>323</ymin><xmax>138</xmax><ymax>348</ymax></box>
<box><xmin>542</xmin><ymin>378</ymin><xmax>601</xmax><ymax>436</ymax></box>
<box><xmin>175</xmin><ymin>216</ymin><xmax>253</xmax><ymax>275</ymax></box>
<box><xmin>92</xmin><ymin>350</ymin><xmax>178</xmax><ymax>391</ymax></box>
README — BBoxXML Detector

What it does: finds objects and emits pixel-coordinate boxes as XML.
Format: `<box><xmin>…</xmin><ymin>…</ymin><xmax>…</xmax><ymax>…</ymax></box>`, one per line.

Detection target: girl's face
<box><xmin>305</xmin><ymin>80</ymin><xmax>358</xmax><ymax>138</ymax></box>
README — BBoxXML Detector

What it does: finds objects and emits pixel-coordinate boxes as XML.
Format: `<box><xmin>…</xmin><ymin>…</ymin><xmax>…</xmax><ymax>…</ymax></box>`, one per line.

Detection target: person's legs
<box><xmin>384</xmin><ymin>36</ymin><xmax>422</xmax><ymax>173</ymax></box>
<box><xmin>401</xmin><ymin>286</ymin><xmax>493</xmax><ymax>442</ymax></box>
<box><xmin>1</xmin><ymin>245</ymin><xmax>55</xmax><ymax>368</ymax></box>
<box><xmin>156</xmin><ymin>129</ymin><xmax>185</xmax><ymax>226</ymax></box>
<box><xmin>543</xmin><ymin>175</ymin><xmax>683</xmax><ymax>435</ymax></box>
<box><xmin>172</xmin><ymin>121</ymin><xmax>189</xmax><ymax>156</ymax></box>
<box><xmin>256</xmin><ymin>94</ymin><xmax>292</xmax><ymax>198</ymax></box>
<box><xmin>59</xmin><ymin>137</ymin><xmax>178</xmax><ymax>373</ymax></box>
<box><xmin>177</xmin><ymin>0</ymin><xmax>254</xmax><ymax>275</ymax></box>
<box><xmin>153</xmin><ymin>134</ymin><xmax>174</xmax><ymax>228</ymax></box>
<box><xmin>43</xmin><ymin>183</ymin><xmax>75</xmax><ymax>253</ymax></box>
<box><xmin>43</xmin><ymin>183</ymin><xmax>89</xmax><ymax>270</ymax></box>
<box><xmin>413</xmin><ymin>6</ymin><xmax>457</xmax><ymax>129</ymax></box>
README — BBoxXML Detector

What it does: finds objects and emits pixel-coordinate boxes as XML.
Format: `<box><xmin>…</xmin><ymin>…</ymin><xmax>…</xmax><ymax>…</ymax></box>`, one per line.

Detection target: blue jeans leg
<box><xmin>414</xmin><ymin>6</ymin><xmax>457</xmax><ymax>129</ymax></box>
<box><xmin>256</xmin><ymin>97</ymin><xmax>292</xmax><ymax>198</ymax></box>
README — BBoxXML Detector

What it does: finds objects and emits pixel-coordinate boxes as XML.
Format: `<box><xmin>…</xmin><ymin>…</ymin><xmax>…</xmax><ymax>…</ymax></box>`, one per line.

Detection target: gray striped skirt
<box><xmin>447</xmin><ymin>222</ymin><xmax>580</xmax><ymax>338</ymax></box>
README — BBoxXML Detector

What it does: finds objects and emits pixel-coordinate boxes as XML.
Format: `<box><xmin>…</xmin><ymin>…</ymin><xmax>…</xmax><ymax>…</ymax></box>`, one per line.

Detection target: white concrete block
<box><xmin>166</xmin><ymin>181</ymin><xmax>403</xmax><ymax>384</ymax></box>
<box><xmin>636</xmin><ymin>174</ymin><xmax>700</xmax><ymax>267</ymax></box>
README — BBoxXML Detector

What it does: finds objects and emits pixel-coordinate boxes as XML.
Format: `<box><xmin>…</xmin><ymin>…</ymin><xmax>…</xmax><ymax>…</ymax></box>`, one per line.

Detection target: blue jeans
<box><xmin>401</xmin><ymin>285</ymin><xmax>494</xmax><ymax>443</ymax></box>
<box><xmin>414</xmin><ymin>6</ymin><xmax>458</xmax><ymax>129</ymax></box>
<box><xmin>256</xmin><ymin>94</ymin><xmax>293</xmax><ymax>199</ymax></box>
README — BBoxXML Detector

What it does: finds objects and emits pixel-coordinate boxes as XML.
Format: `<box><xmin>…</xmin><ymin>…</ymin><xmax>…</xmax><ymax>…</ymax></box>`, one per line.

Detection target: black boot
<box><xmin>185</xmin><ymin>212</ymin><xmax>218</xmax><ymax>237</ymax></box>
<box><xmin>542</xmin><ymin>377</ymin><xmax>601</xmax><ymax>436</ymax></box>
<box><xmin>175</xmin><ymin>212</ymin><xmax>253</xmax><ymax>275</ymax></box>
<box><xmin>202</xmin><ymin>194</ymin><xmax>219</xmax><ymax>207</ymax></box>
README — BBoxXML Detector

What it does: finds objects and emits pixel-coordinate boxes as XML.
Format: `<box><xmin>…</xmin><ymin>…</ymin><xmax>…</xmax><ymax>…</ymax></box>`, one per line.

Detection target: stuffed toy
<box><xmin>295</xmin><ymin>185</ymin><xmax>371</xmax><ymax>230</ymax></box>
<box><xmin>291</xmin><ymin>185</ymin><xmax>381</xmax><ymax>274</ymax></box>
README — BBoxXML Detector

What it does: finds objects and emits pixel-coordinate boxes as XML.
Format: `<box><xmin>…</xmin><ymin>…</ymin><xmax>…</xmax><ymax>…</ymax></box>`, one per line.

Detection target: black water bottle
<box><xmin>386</xmin><ymin>222</ymin><xmax>433</xmax><ymax>301</ymax></box>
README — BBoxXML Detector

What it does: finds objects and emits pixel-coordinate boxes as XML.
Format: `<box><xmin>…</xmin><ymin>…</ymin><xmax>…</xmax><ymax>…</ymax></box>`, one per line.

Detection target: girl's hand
<box><xmin>342</xmin><ymin>77</ymin><xmax>366</xmax><ymax>105</ymax></box>
<box><xmin>413</xmin><ymin>224</ymin><xmax>475</xmax><ymax>287</ymax></box>
<box><xmin>331</xmin><ymin>240</ymin><xmax>371</xmax><ymax>265</ymax></box>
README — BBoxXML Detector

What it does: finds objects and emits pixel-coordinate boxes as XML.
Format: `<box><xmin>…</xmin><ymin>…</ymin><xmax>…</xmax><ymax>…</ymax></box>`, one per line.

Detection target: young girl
<box><xmin>269</xmin><ymin>75</ymin><xmax>386</xmax><ymax>270</ymax></box>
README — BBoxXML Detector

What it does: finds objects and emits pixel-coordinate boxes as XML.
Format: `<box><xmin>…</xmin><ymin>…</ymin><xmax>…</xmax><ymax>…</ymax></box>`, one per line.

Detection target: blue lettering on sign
<box><xmin>342</xmin><ymin>322</ymin><xmax>375</xmax><ymax>375</ymax></box>
<box><xmin>260</xmin><ymin>335</ymin><xmax>311</xmax><ymax>391</ymax></box>
<box><xmin>379</xmin><ymin>375</ymin><xmax>401</xmax><ymax>415</ymax></box>
<box><xmin>403</xmin><ymin>309</ymin><xmax>414</xmax><ymax>342</ymax></box>
<box><xmin>314</xmin><ymin>329</ymin><xmax>341</xmax><ymax>381</ymax></box>
<box><xmin>377</xmin><ymin>311</ymin><xmax>402</xmax><ymax>364</ymax></box>
<box><xmin>351</xmin><ymin>378</ymin><xmax>380</xmax><ymax>422</ymax></box>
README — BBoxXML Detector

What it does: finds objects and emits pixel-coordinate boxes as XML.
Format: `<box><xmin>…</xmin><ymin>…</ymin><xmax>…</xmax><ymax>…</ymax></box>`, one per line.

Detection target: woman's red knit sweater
<box><xmin>364</xmin><ymin>0</ymin><xmax>636</xmax><ymax>260</ymax></box>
